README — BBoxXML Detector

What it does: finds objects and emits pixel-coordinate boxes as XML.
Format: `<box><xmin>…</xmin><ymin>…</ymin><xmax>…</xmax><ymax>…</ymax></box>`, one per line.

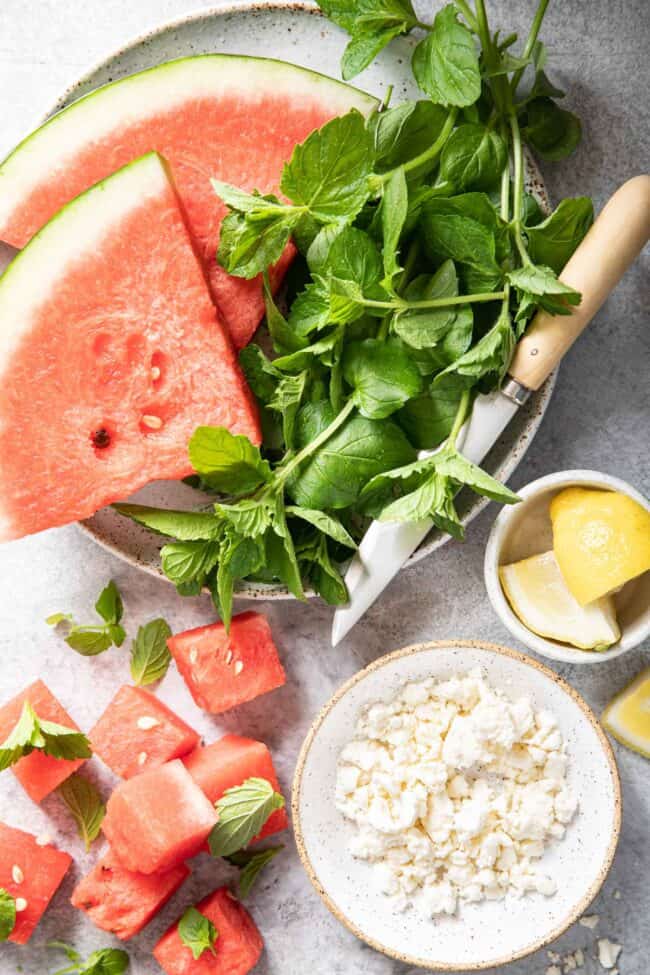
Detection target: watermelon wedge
<box><xmin>0</xmin><ymin>152</ymin><xmax>260</xmax><ymax>542</ymax></box>
<box><xmin>0</xmin><ymin>823</ymin><xmax>72</xmax><ymax>944</ymax></box>
<box><xmin>0</xmin><ymin>55</ymin><xmax>376</xmax><ymax>348</ymax></box>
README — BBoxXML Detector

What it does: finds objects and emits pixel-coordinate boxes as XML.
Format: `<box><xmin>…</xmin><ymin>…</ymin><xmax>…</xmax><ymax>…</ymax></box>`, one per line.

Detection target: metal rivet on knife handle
<box><xmin>508</xmin><ymin>175</ymin><xmax>650</xmax><ymax>392</ymax></box>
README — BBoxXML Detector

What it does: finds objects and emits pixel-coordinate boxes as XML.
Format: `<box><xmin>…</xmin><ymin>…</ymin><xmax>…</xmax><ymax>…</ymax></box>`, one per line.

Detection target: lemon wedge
<box><xmin>499</xmin><ymin>550</ymin><xmax>620</xmax><ymax>651</ymax></box>
<box><xmin>550</xmin><ymin>487</ymin><xmax>650</xmax><ymax>605</ymax></box>
<box><xmin>602</xmin><ymin>667</ymin><xmax>650</xmax><ymax>758</ymax></box>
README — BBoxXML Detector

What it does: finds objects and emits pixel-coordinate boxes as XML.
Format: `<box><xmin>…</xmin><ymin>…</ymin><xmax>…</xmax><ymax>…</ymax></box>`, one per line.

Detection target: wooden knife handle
<box><xmin>509</xmin><ymin>174</ymin><xmax>650</xmax><ymax>391</ymax></box>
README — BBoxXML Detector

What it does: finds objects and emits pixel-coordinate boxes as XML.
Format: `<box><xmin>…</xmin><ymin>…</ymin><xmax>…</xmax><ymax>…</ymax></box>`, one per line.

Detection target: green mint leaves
<box><xmin>319</xmin><ymin>0</ymin><xmax>418</xmax><ymax>80</ymax></box>
<box><xmin>226</xmin><ymin>845</ymin><xmax>284</xmax><ymax>898</ymax></box>
<box><xmin>46</xmin><ymin>580</ymin><xmax>125</xmax><ymax>656</ymax></box>
<box><xmin>208</xmin><ymin>777</ymin><xmax>285</xmax><ymax>858</ymax></box>
<box><xmin>49</xmin><ymin>942</ymin><xmax>129</xmax><ymax>975</ymax></box>
<box><xmin>0</xmin><ymin>701</ymin><xmax>91</xmax><ymax>771</ymax></box>
<box><xmin>412</xmin><ymin>5</ymin><xmax>481</xmax><ymax>107</ymax></box>
<box><xmin>0</xmin><ymin>889</ymin><xmax>16</xmax><ymax>942</ymax></box>
<box><xmin>129</xmin><ymin>618</ymin><xmax>172</xmax><ymax>686</ymax></box>
<box><xmin>58</xmin><ymin>774</ymin><xmax>106</xmax><ymax>851</ymax></box>
<box><xmin>178</xmin><ymin>907</ymin><xmax>219</xmax><ymax>960</ymax></box>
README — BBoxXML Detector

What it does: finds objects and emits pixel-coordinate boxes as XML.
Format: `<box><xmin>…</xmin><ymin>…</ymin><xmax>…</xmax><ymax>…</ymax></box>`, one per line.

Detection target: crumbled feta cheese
<box><xmin>597</xmin><ymin>938</ymin><xmax>621</xmax><ymax>969</ymax></box>
<box><xmin>336</xmin><ymin>669</ymin><xmax>578</xmax><ymax>918</ymax></box>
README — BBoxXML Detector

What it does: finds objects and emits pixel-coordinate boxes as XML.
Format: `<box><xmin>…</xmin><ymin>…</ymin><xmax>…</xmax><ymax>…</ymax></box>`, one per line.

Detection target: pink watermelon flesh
<box><xmin>167</xmin><ymin>611</ymin><xmax>286</xmax><ymax>715</ymax></box>
<box><xmin>71</xmin><ymin>851</ymin><xmax>189</xmax><ymax>940</ymax></box>
<box><xmin>153</xmin><ymin>887</ymin><xmax>263</xmax><ymax>975</ymax></box>
<box><xmin>0</xmin><ymin>58</ymin><xmax>372</xmax><ymax>348</ymax></box>
<box><xmin>0</xmin><ymin>822</ymin><xmax>72</xmax><ymax>944</ymax></box>
<box><xmin>102</xmin><ymin>759</ymin><xmax>217</xmax><ymax>874</ymax></box>
<box><xmin>89</xmin><ymin>685</ymin><xmax>199</xmax><ymax>779</ymax></box>
<box><xmin>0</xmin><ymin>153</ymin><xmax>260</xmax><ymax>542</ymax></box>
<box><xmin>183</xmin><ymin>735</ymin><xmax>288</xmax><ymax>842</ymax></box>
<box><xmin>0</xmin><ymin>680</ymin><xmax>86</xmax><ymax>803</ymax></box>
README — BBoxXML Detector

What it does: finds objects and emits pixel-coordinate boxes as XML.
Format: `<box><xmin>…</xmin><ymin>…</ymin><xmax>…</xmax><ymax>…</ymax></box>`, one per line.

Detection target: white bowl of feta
<box><xmin>292</xmin><ymin>640</ymin><xmax>621</xmax><ymax>971</ymax></box>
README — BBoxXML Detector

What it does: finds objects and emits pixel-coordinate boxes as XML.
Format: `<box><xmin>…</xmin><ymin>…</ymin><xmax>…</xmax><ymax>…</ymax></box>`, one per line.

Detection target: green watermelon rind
<box><xmin>0</xmin><ymin>54</ymin><xmax>378</xmax><ymax>236</ymax></box>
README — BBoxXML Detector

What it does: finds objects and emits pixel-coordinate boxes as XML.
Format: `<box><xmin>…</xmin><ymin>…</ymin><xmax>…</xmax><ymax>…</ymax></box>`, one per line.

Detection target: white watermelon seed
<box><xmin>11</xmin><ymin>865</ymin><xmax>23</xmax><ymax>884</ymax></box>
<box><xmin>151</xmin><ymin>366</ymin><xmax>161</xmax><ymax>381</ymax></box>
<box><xmin>189</xmin><ymin>647</ymin><xmax>198</xmax><ymax>664</ymax></box>
<box><xmin>225</xmin><ymin>650</ymin><xmax>233</xmax><ymax>665</ymax></box>
<box><xmin>141</xmin><ymin>414</ymin><xmax>163</xmax><ymax>430</ymax></box>
<box><xmin>35</xmin><ymin>833</ymin><xmax>52</xmax><ymax>847</ymax></box>
<box><xmin>137</xmin><ymin>716</ymin><xmax>160</xmax><ymax>730</ymax></box>
<box><xmin>234</xmin><ymin>661</ymin><xmax>244</xmax><ymax>676</ymax></box>
<box><xmin>137</xmin><ymin>751</ymin><xmax>148</xmax><ymax>766</ymax></box>
<box><xmin>14</xmin><ymin>898</ymin><xmax>27</xmax><ymax>912</ymax></box>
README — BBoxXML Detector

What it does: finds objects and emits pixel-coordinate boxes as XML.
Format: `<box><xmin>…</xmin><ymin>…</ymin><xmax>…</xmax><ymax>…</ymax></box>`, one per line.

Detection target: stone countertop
<box><xmin>0</xmin><ymin>1</ymin><xmax>648</xmax><ymax>973</ymax></box>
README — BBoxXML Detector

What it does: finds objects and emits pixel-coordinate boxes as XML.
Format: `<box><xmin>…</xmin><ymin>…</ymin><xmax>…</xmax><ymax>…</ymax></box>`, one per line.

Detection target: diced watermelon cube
<box><xmin>0</xmin><ymin>680</ymin><xmax>86</xmax><ymax>802</ymax></box>
<box><xmin>153</xmin><ymin>887</ymin><xmax>263</xmax><ymax>975</ymax></box>
<box><xmin>183</xmin><ymin>735</ymin><xmax>288</xmax><ymax>842</ymax></box>
<box><xmin>168</xmin><ymin>612</ymin><xmax>286</xmax><ymax>715</ymax></box>
<box><xmin>102</xmin><ymin>759</ymin><xmax>216</xmax><ymax>874</ymax></box>
<box><xmin>0</xmin><ymin>822</ymin><xmax>72</xmax><ymax>943</ymax></box>
<box><xmin>71</xmin><ymin>850</ymin><xmax>189</xmax><ymax>940</ymax></box>
<box><xmin>89</xmin><ymin>685</ymin><xmax>199</xmax><ymax>779</ymax></box>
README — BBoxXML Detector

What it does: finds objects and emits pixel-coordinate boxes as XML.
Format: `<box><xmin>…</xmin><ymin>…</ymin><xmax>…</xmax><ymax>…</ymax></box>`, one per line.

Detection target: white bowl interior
<box><xmin>294</xmin><ymin>643</ymin><xmax>620</xmax><ymax>971</ymax></box>
<box><xmin>485</xmin><ymin>471</ymin><xmax>650</xmax><ymax>663</ymax></box>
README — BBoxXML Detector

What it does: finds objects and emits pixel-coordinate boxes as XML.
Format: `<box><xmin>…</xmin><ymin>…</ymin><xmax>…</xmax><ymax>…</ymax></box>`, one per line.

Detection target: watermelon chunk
<box><xmin>0</xmin><ymin>822</ymin><xmax>72</xmax><ymax>943</ymax></box>
<box><xmin>71</xmin><ymin>851</ymin><xmax>189</xmax><ymax>940</ymax></box>
<box><xmin>102</xmin><ymin>759</ymin><xmax>216</xmax><ymax>874</ymax></box>
<box><xmin>0</xmin><ymin>55</ymin><xmax>376</xmax><ymax>348</ymax></box>
<box><xmin>0</xmin><ymin>680</ymin><xmax>86</xmax><ymax>802</ymax></box>
<box><xmin>0</xmin><ymin>152</ymin><xmax>260</xmax><ymax>542</ymax></box>
<box><xmin>168</xmin><ymin>612</ymin><xmax>286</xmax><ymax>715</ymax></box>
<box><xmin>90</xmin><ymin>685</ymin><xmax>199</xmax><ymax>779</ymax></box>
<box><xmin>183</xmin><ymin>735</ymin><xmax>288</xmax><ymax>841</ymax></box>
<box><xmin>153</xmin><ymin>887</ymin><xmax>263</xmax><ymax>975</ymax></box>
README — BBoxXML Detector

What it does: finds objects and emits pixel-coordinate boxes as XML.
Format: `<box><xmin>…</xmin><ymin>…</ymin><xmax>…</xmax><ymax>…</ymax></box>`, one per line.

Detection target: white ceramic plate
<box><xmin>293</xmin><ymin>641</ymin><xmax>621</xmax><ymax>970</ymax></box>
<box><xmin>40</xmin><ymin>1</ymin><xmax>554</xmax><ymax>595</ymax></box>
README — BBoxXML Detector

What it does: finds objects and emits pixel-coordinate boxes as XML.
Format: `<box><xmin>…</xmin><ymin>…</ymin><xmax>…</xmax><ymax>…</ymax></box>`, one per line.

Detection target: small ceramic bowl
<box><xmin>485</xmin><ymin>470</ymin><xmax>650</xmax><ymax>664</ymax></box>
<box><xmin>293</xmin><ymin>640</ymin><xmax>621</xmax><ymax>971</ymax></box>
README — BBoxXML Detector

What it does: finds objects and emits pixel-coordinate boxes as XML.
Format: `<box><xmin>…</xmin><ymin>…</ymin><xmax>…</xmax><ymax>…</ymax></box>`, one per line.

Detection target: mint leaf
<box><xmin>161</xmin><ymin>540</ymin><xmax>221</xmax><ymax>591</ymax></box>
<box><xmin>214</xmin><ymin>532</ymin><xmax>265</xmax><ymax>630</ymax></box>
<box><xmin>286</xmin><ymin>507</ymin><xmax>357</xmax><ymax>549</ymax></box>
<box><xmin>435</xmin><ymin>303</ymin><xmax>515</xmax><ymax>386</ymax></box>
<box><xmin>218</xmin><ymin>206</ymin><xmax>298</xmax><ymax>279</ymax></box>
<box><xmin>58</xmin><ymin>774</ymin><xmax>106</xmax><ymax>851</ymax></box>
<box><xmin>368</xmin><ymin>101</ymin><xmax>448</xmax><ymax>173</ymax></box>
<box><xmin>49</xmin><ymin>943</ymin><xmax>129</xmax><ymax>975</ymax></box>
<box><xmin>94</xmin><ymin>580</ymin><xmax>123</xmax><ymax>626</ymax></box>
<box><xmin>435</xmin><ymin>448</ymin><xmax>521</xmax><ymax>504</ymax></box>
<box><xmin>130</xmin><ymin>619</ymin><xmax>172</xmax><ymax>686</ymax></box>
<box><xmin>439</xmin><ymin>123</ymin><xmax>508</xmax><ymax>192</ymax></box>
<box><xmin>215</xmin><ymin>499</ymin><xmax>273</xmax><ymax>538</ymax></box>
<box><xmin>178</xmin><ymin>907</ymin><xmax>218</xmax><ymax>960</ymax></box>
<box><xmin>299</xmin><ymin>533</ymin><xmax>349</xmax><ymax>605</ymax></box>
<box><xmin>226</xmin><ymin>845</ymin><xmax>284</xmax><ymax>898</ymax></box>
<box><xmin>0</xmin><ymin>701</ymin><xmax>91</xmax><ymax>770</ymax></box>
<box><xmin>46</xmin><ymin>612</ymin><xmax>73</xmax><ymax>626</ymax></box>
<box><xmin>113</xmin><ymin>504</ymin><xmax>224</xmax><ymax>541</ymax></box>
<box><xmin>343</xmin><ymin>338</ymin><xmax>422</xmax><ymax>419</ymax></box>
<box><xmin>280</xmin><ymin>111</ymin><xmax>374</xmax><ymax>223</ymax></box>
<box><xmin>525</xmin><ymin>197</ymin><xmax>593</xmax><ymax>273</ymax></box>
<box><xmin>319</xmin><ymin>0</ymin><xmax>418</xmax><ymax>80</ymax></box>
<box><xmin>0</xmin><ymin>889</ymin><xmax>16</xmax><ymax>941</ymax></box>
<box><xmin>38</xmin><ymin>715</ymin><xmax>92</xmax><ymax>762</ymax></box>
<box><xmin>508</xmin><ymin>264</ymin><xmax>581</xmax><ymax>317</ymax></box>
<box><xmin>262</xmin><ymin>271</ymin><xmax>307</xmax><ymax>355</ymax></box>
<box><xmin>393</xmin><ymin>260</ymin><xmax>472</xmax><ymax>350</ymax></box>
<box><xmin>189</xmin><ymin>427</ymin><xmax>272</xmax><ymax>495</ymax></box>
<box><xmin>208</xmin><ymin>777</ymin><xmax>285</xmax><ymax>858</ymax></box>
<box><xmin>47</xmin><ymin>581</ymin><xmax>126</xmax><ymax>655</ymax></box>
<box><xmin>65</xmin><ymin>629</ymin><xmax>114</xmax><ymax>656</ymax></box>
<box><xmin>520</xmin><ymin>97</ymin><xmax>582</xmax><ymax>161</ymax></box>
<box><xmin>379</xmin><ymin>166</ymin><xmax>408</xmax><ymax>291</ymax></box>
<box><xmin>412</xmin><ymin>5</ymin><xmax>481</xmax><ymax>108</ymax></box>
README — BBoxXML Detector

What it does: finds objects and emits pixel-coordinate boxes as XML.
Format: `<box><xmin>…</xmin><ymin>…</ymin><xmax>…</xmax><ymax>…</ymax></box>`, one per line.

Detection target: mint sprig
<box><xmin>46</xmin><ymin>580</ymin><xmax>126</xmax><ymax>656</ymax></box>
<box><xmin>48</xmin><ymin>942</ymin><xmax>129</xmax><ymax>975</ymax></box>
<box><xmin>0</xmin><ymin>889</ymin><xmax>16</xmax><ymax>942</ymax></box>
<box><xmin>208</xmin><ymin>777</ymin><xmax>285</xmax><ymax>858</ymax></box>
<box><xmin>129</xmin><ymin>618</ymin><xmax>172</xmax><ymax>686</ymax></box>
<box><xmin>58</xmin><ymin>774</ymin><xmax>105</xmax><ymax>851</ymax></box>
<box><xmin>226</xmin><ymin>845</ymin><xmax>284</xmax><ymax>898</ymax></box>
<box><xmin>0</xmin><ymin>700</ymin><xmax>91</xmax><ymax>771</ymax></box>
<box><xmin>178</xmin><ymin>907</ymin><xmax>218</xmax><ymax>960</ymax></box>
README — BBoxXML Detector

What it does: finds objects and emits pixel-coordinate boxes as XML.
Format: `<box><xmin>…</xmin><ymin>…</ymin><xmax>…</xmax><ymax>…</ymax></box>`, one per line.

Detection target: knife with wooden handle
<box><xmin>332</xmin><ymin>175</ymin><xmax>650</xmax><ymax>646</ymax></box>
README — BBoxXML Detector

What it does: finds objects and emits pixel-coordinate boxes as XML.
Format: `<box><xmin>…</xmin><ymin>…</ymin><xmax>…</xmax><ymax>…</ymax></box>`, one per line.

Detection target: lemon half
<box><xmin>602</xmin><ymin>667</ymin><xmax>650</xmax><ymax>758</ymax></box>
<box><xmin>499</xmin><ymin>550</ymin><xmax>620</xmax><ymax>651</ymax></box>
<box><xmin>550</xmin><ymin>487</ymin><xmax>650</xmax><ymax>606</ymax></box>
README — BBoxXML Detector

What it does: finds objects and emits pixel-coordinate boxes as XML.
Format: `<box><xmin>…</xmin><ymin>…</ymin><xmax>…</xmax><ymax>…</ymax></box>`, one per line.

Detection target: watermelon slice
<box><xmin>183</xmin><ymin>735</ymin><xmax>288</xmax><ymax>841</ymax></box>
<box><xmin>0</xmin><ymin>822</ymin><xmax>72</xmax><ymax>944</ymax></box>
<box><xmin>168</xmin><ymin>612</ymin><xmax>286</xmax><ymax>715</ymax></box>
<box><xmin>71</xmin><ymin>851</ymin><xmax>189</xmax><ymax>940</ymax></box>
<box><xmin>153</xmin><ymin>887</ymin><xmax>263</xmax><ymax>975</ymax></box>
<box><xmin>0</xmin><ymin>680</ymin><xmax>86</xmax><ymax>802</ymax></box>
<box><xmin>0</xmin><ymin>55</ymin><xmax>376</xmax><ymax>348</ymax></box>
<box><xmin>89</xmin><ymin>685</ymin><xmax>199</xmax><ymax>779</ymax></box>
<box><xmin>102</xmin><ymin>759</ymin><xmax>217</xmax><ymax>874</ymax></box>
<box><xmin>0</xmin><ymin>152</ymin><xmax>260</xmax><ymax>542</ymax></box>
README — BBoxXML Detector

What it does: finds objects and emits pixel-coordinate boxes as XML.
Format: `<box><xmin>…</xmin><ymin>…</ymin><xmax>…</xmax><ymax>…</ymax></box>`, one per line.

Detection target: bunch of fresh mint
<box><xmin>116</xmin><ymin>0</ymin><xmax>593</xmax><ymax>619</ymax></box>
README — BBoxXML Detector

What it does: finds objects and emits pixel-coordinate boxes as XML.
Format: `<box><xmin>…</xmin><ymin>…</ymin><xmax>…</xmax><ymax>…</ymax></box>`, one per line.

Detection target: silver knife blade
<box><xmin>331</xmin><ymin>388</ymin><xmax>521</xmax><ymax>646</ymax></box>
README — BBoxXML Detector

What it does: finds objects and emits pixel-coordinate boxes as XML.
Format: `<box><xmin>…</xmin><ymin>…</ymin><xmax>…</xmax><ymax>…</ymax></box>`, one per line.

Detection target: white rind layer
<box><xmin>0</xmin><ymin>153</ymin><xmax>168</xmax><ymax>379</ymax></box>
<box><xmin>0</xmin><ymin>55</ymin><xmax>376</xmax><ymax>231</ymax></box>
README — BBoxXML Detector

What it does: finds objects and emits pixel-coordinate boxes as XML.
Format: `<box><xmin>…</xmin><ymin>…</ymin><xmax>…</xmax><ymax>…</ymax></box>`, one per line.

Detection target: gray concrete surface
<box><xmin>0</xmin><ymin>1</ymin><xmax>648</xmax><ymax>973</ymax></box>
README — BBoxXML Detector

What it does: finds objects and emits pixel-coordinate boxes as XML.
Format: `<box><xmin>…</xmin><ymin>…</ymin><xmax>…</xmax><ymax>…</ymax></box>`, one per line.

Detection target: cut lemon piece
<box><xmin>602</xmin><ymin>667</ymin><xmax>650</xmax><ymax>758</ymax></box>
<box><xmin>499</xmin><ymin>550</ymin><xmax>620</xmax><ymax>651</ymax></box>
<box><xmin>550</xmin><ymin>487</ymin><xmax>650</xmax><ymax>605</ymax></box>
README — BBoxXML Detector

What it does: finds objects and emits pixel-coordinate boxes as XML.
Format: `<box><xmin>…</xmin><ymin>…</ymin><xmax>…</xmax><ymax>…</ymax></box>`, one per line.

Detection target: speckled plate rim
<box><xmin>35</xmin><ymin>0</ymin><xmax>556</xmax><ymax>594</ymax></box>
<box><xmin>292</xmin><ymin>639</ymin><xmax>622</xmax><ymax>971</ymax></box>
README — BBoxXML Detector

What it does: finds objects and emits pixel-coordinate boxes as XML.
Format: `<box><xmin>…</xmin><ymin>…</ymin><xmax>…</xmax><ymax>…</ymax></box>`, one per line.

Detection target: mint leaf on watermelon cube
<box><xmin>0</xmin><ymin>823</ymin><xmax>72</xmax><ymax>944</ymax></box>
<box><xmin>102</xmin><ymin>760</ymin><xmax>216</xmax><ymax>875</ymax></box>
<box><xmin>154</xmin><ymin>888</ymin><xmax>263</xmax><ymax>975</ymax></box>
<box><xmin>89</xmin><ymin>685</ymin><xmax>199</xmax><ymax>779</ymax></box>
<box><xmin>167</xmin><ymin>612</ymin><xmax>286</xmax><ymax>715</ymax></box>
<box><xmin>71</xmin><ymin>851</ymin><xmax>189</xmax><ymax>941</ymax></box>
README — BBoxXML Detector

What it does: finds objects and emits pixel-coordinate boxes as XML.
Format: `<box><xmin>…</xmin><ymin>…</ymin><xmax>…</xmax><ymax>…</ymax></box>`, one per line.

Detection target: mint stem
<box><xmin>276</xmin><ymin>399</ymin><xmax>355</xmax><ymax>484</ymax></box>
<box><xmin>508</xmin><ymin>111</ymin><xmax>531</xmax><ymax>265</ymax></box>
<box><xmin>449</xmin><ymin>390</ymin><xmax>472</xmax><ymax>447</ymax></box>
<box><xmin>511</xmin><ymin>0</ymin><xmax>552</xmax><ymax>95</ymax></box>
<box><xmin>401</xmin><ymin>108</ymin><xmax>459</xmax><ymax>178</ymax></box>
<box><xmin>361</xmin><ymin>291</ymin><xmax>506</xmax><ymax>311</ymax></box>
<box><xmin>453</xmin><ymin>0</ymin><xmax>479</xmax><ymax>32</ymax></box>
